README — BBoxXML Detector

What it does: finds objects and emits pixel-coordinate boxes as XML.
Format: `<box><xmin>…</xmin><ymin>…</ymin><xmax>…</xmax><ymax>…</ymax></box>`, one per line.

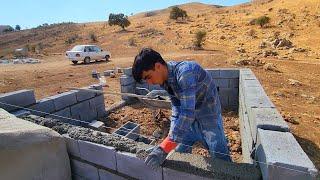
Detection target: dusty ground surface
<box><xmin>0</xmin><ymin>0</ymin><xmax>319</xmax><ymax>171</ymax></box>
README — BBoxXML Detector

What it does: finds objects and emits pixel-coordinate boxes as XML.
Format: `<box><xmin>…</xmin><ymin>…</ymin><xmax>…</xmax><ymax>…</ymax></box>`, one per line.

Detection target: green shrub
<box><xmin>194</xmin><ymin>30</ymin><xmax>206</xmax><ymax>48</ymax></box>
<box><xmin>65</xmin><ymin>34</ymin><xmax>79</xmax><ymax>44</ymax></box>
<box><xmin>255</xmin><ymin>16</ymin><xmax>270</xmax><ymax>28</ymax></box>
<box><xmin>170</xmin><ymin>6</ymin><xmax>188</xmax><ymax>20</ymax></box>
<box><xmin>108</xmin><ymin>13</ymin><xmax>131</xmax><ymax>30</ymax></box>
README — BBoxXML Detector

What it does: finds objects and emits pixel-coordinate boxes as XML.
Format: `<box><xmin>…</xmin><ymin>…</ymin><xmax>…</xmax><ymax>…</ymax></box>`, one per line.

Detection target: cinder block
<box><xmin>256</xmin><ymin>129</ymin><xmax>318</xmax><ymax>180</ymax></box>
<box><xmin>46</xmin><ymin>107</ymin><xmax>76</xmax><ymax>125</ymax></box>
<box><xmin>71</xmin><ymin>89</ymin><xmax>96</xmax><ymax>102</ymax></box>
<box><xmin>70</xmin><ymin>101</ymin><xmax>97</xmax><ymax>122</ymax></box>
<box><xmin>241</xmin><ymin>79</ymin><xmax>261</xmax><ymax>88</ymax></box>
<box><xmin>0</xmin><ymin>89</ymin><xmax>36</xmax><ymax>112</ymax></box>
<box><xmin>219</xmin><ymin>68</ymin><xmax>239</xmax><ymax>78</ymax></box>
<box><xmin>228</xmin><ymin>89</ymin><xmax>239</xmax><ymax>107</ymax></box>
<box><xmin>116</xmin><ymin>151</ymin><xmax>162</xmax><ymax>180</ymax></box>
<box><xmin>218</xmin><ymin>90</ymin><xmax>229</xmax><ymax>109</ymax></box>
<box><xmin>78</xmin><ymin>140</ymin><xmax>116</xmax><ymax>170</ymax></box>
<box><xmin>48</xmin><ymin>91</ymin><xmax>77</xmax><ymax>111</ymax></box>
<box><xmin>123</xmin><ymin>67</ymin><xmax>132</xmax><ymax>76</ymax></box>
<box><xmin>206</xmin><ymin>69</ymin><xmax>220</xmax><ymax>78</ymax></box>
<box><xmin>214</xmin><ymin>79</ymin><xmax>229</xmax><ymax>88</ymax></box>
<box><xmin>248</xmin><ymin>107</ymin><xmax>289</xmax><ymax>143</ymax></box>
<box><xmin>242</xmin><ymin>86</ymin><xmax>275</xmax><ymax>108</ymax></box>
<box><xmin>88</xmin><ymin>120</ymin><xmax>105</xmax><ymax>131</ymax></box>
<box><xmin>89</xmin><ymin>95</ymin><xmax>106</xmax><ymax>118</ymax></box>
<box><xmin>29</xmin><ymin>98</ymin><xmax>55</xmax><ymax>116</ymax></box>
<box><xmin>238</xmin><ymin>101</ymin><xmax>254</xmax><ymax>163</ymax></box>
<box><xmin>104</xmin><ymin>70</ymin><xmax>114</xmax><ymax>76</ymax></box>
<box><xmin>121</xmin><ymin>84</ymin><xmax>135</xmax><ymax>93</ymax></box>
<box><xmin>229</xmin><ymin>78</ymin><xmax>239</xmax><ymax>88</ymax></box>
<box><xmin>123</xmin><ymin>122</ymin><xmax>140</xmax><ymax>140</ymax></box>
<box><xmin>98</xmin><ymin>169</ymin><xmax>127</xmax><ymax>180</ymax></box>
<box><xmin>70</xmin><ymin>159</ymin><xmax>99</xmax><ymax>180</ymax></box>
<box><xmin>89</xmin><ymin>84</ymin><xmax>103</xmax><ymax>91</ymax></box>
<box><xmin>163</xmin><ymin>168</ymin><xmax>212</xmax><ymax>180</ymax></box>
<box><xmin>120</xmin><ymin>75</ymin><xmax>135</xmax><ymax>86</ymax></box>
<box><xmin>62</xmin><ymin>134</ymin><xmax>80</xmax><ymax>157</ymax></box>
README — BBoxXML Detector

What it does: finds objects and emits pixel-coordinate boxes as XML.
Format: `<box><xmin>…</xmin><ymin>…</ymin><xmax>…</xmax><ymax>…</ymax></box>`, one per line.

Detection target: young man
<box><xmin>132</xmin><ymin>48</ymin><xmax>231</xmax><ymax>170</ymax></box>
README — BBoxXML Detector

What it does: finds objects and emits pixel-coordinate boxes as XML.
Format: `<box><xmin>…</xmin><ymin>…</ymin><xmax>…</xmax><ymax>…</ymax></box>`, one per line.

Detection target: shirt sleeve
<box><xmin>169</xmin><ymin>70</ymin><xmax>197</xmax><ymax>143</ymax></box>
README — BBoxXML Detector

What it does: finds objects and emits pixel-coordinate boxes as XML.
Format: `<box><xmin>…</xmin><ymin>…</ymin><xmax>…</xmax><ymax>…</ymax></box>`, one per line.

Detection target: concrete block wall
<box><xmin>120</xmin><ymin>68</ymin><xmax>136</xmax><ymax>102</ymax></box>
<box><xmin>239</xmin><ymin>68</ymin><xmax>318</xmax><ymax>179</ymax></box>
<box><xmin>64</xmin><ymin>132</ymin><xmax>261</xmax><ymax>180</ymax></box>
<box><xmin>0</xmin><ymin>84</ymin><xmax>106</xmax><ymax>126</ymax></box>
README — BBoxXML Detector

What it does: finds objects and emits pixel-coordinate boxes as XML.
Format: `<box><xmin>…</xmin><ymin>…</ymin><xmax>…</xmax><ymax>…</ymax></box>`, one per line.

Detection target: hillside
<box><xmin>0</xmin><ymin>0</ymin><xmax>319</xmax><ymax>172</ymax></box>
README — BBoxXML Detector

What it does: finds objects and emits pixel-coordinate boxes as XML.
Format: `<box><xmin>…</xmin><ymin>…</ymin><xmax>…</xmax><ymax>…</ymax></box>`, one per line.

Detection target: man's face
<box><xmin>141</xmin><ymin>63</ymin><xmax>166</xmax><ymax>85</ymax></box>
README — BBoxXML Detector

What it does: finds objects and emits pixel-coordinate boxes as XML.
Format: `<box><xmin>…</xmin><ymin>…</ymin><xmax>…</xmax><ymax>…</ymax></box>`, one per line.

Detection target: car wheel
<box><xmin>72</xmin><ymin>61</ymin><xmax>78</xmax><ymax>65</ymax></box>
<box><xmin>105</xmin><ymin>55</ymin><xmax>110</xmax><ymax>61</ymax></box>
<box><xmin>84</xmin><ymin>57</ymin><xmax>90</xmax><ymax>64</ymax></box>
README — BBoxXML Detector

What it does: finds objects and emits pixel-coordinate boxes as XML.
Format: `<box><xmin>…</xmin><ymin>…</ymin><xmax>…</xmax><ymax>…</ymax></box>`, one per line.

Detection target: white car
<box><xmin>66</xmin><ymin>45</ymin><xmax>111</xmax><ymax>64</ymax></box>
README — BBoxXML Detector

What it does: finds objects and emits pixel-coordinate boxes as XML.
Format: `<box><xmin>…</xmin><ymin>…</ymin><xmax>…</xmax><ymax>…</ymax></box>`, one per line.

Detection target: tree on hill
<box><xmin>108</xmin><ymin>13</ymin><xmax>131</xmax><ymax>30</ymax></box>
<box><xmin>255</xmin><ymin>16</ymin><xmax>270</xmax><ymax>28</ymax></box>
<box><xmin>15</xmin><ymin>25</ymin><xmax>21</xmax><ymax>31</ymax></box>
<box><xmin>170</xmin><ymin>6</ymin><xmax>188</xmax><ymax>20</ymax></box>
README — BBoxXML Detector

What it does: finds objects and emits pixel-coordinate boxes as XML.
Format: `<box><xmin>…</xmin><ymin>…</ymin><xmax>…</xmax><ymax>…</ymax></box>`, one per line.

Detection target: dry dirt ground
<box><xmin>0</xmin><ymin>0</ymin><xmax>319</xmax><ymax>171</ymax></box>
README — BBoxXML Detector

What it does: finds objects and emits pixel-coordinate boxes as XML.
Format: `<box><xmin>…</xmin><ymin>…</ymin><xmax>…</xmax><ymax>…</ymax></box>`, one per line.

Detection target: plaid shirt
<box><xmin>161</xmin><ymin>61</ymin><xmax>222</xmax><ymax>143</ymax></box>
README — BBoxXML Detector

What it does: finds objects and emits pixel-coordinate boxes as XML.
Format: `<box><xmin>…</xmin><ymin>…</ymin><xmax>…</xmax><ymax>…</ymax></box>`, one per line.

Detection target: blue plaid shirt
<box><xmin>161</xmin><ymin>61</ymin><xmax>222</xmax><ymax>143</ymax></box>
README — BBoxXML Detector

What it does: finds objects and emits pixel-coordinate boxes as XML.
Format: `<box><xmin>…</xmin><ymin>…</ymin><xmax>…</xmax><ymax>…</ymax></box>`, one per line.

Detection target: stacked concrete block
<box><xmin>88</xmin><ymin>120</ymin><xmax>105</xmax><ymax>131</ymax></box>
<box><xmin>46</xmin><ymin>107</ymin><xmax>75</xmax><ymax>124</ymax></box>
<box><xmin>11</xmin><ymin>109</ymin><xmax>30</xmax><ymax>117</ymax></box>
<box><xmin>78</xmin><ymin>140</ymin><xmax>117</xmax><ymax>170</ymax></box>
<box><xmin>0</xmin><ymin>89</ymin><xmax>36</xmax><ymax>112</ymax></box>
<box><xmin>89</xmin><ymin>95</ymin><xmax>106</xmax><ymax>118</ymax></box>
<box><xmin>70</xmin><ymin>101</ymin><xmax>96</xmax><ymax>122</ymax></box>
<box><xmin>116</xmin><ymin>151</ymin><xmax>163</xmax><ymax>180</ymax></box>
<box><xmin>47</xmin><ymin>91</ymin><xmax>77</xmax><ymax>111</ymax></box>
<box><xmin>29</xmin><ymin>98</ymin><xmax>55</xmax><ymax>116</ymax></box>
<box><xmin>98</xmin><ymin>169</ymin><xmax>127</xmax><ymax>180</ymax></box>
<box><xmin>206</xmin><ymin>68</ymin><xmax>239</xmax><ymax>111</ymax></box>
<box><xmin>62</xmin><ymin>134</ymin><xmax>81</xmax><ymax>157</ymax></box>
<box><xmin>136</xmin><ymin>83</ymin><xmax>150</xmax><ymax>95</ymax></box>
<box><xmin>256</xmin><ymin>129</ymin><xmax>318</xmax><ymax>180</ymax></box>
<box><xmin>120</xmin><ymin>68</ymin><xmax>137</xmax><ymax>102</ymax></box>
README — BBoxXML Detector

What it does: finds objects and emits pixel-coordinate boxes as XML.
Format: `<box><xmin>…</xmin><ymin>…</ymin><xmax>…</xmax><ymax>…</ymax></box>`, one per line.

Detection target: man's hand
<box><xmin>145</xmin><ymin>146</ymin><xmax>168</xmax><ymax>170</ymax></box>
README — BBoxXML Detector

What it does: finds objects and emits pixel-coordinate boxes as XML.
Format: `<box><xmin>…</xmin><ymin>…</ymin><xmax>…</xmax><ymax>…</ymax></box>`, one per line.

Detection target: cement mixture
<box><xmin>23</xmin><ymin>115</ymin><xmax>151</xmax><ymax>153</ymax></box>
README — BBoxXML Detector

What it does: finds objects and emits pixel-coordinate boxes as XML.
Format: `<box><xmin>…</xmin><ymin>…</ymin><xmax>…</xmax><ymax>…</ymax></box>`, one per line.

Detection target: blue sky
<box><xmin>1</xmin><ymin>0</ymin><xmax>249</xmax><ymax>29</ymax></box>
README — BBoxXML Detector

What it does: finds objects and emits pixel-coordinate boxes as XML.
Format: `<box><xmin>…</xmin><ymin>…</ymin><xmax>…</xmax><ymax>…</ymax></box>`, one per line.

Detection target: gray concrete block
<box><xmin>70</xmin><ymin>101</ymin><xmax>97</xmax><ymax>122</ymax></box>
<box><xmin>62</xmin><ymin>134</ymin><xmax>80</xmax><ymax>157</ymax></box>
<box><xmin>241</xmin><ymin>79</ymin><xmax>262</xmax><ymax>88</ymax></box>
<box><xmin>98</xmin><ymin>169</ymin><xmax>127</xmax><ymax>180</ymax></box>
<box><xmin>238</xmin><ymin>101</ymin><xmax>254</xmax><ymax>163</ymax></box>
<box><xmin>0</xmin><ymin>89</ymin><xmax>36</xmax><ymax>112</ymax></box>
<box><xmin>219</xmin><ymin>68</ymin><xmax>239</xmax><ymax>78</ymax></box>
<box><xmin>29</xmin><ymin>98</ymin><xmax>55</xmax><ymax>116</ymax></box>
<box><xmin>88</xmin><ymin>120</ymin><xmax>105</xmax><ymax>131</ymax></box>
<box><xmin>89</xmin><ymin>84</ymin><xmax>103</xmax><ymax>91</ymax></box>
<box><xmin>123</xmin><ymin>121</ymin><xmax>140</xmax><ymax>140</ymax></box>
<box><xmin>229</xmin><ymin>78</ymin><xmax>239</xmax><ymax>88</ymax></box>
<box><xmin>214</xmin><ymin>79</ymin><xmax>229</xmax><ymax>88</ymax></box>
<box><xmin>163</xmin><ymin>152</ymin><xmax>261</xmax><ymax>179</ymax></box>
<box><xmin>256</xmin><ymin>129</ymin><xmax>318</xmax><ymax>180</ymax></box>
<box><xmin>46</xmin><ymin>107</ymin><xmax>76</xmax><ymax>125</ymax></box>
<box><xmin>120</xmin><ymin>75</ymin><xmax>135</xmax><ymax>86</ymax></box>
<box><xmin>218</xmin><ymin>90</ymin><xmax>229</xmax><ymax>109</ymax></box>
<box><xmin>242</xmin><ymin>86</ymin><xmax>275</xmax><ymax>108</ymax></box>
<box><xmin>228</xmin><ymin>89</ymin><xmax>239</xmax><ymax>107</ymax></box>
<box><xmin>123</xmin><ymin>67</ymin><xmax>132</xmax><ymax>76</ymax></box>
<box><xmin>104</xmin><ymin>70</ymin><xmax>114</xmax><ymax>77</ymax></box>
<box><xmin>48</xmin><ymin>91</ymin><xmax>77</xmax><ymax>111</ymax></box>
<box><xmin>71</xmin><ymin>89</ymin><xmax>96</xmax><ymax>102</ymax></box>
<box><xmin>89</xmin><ymin>95</ymin><xmax>106</xmax><ymax>118</ymax></box>
<box><xmin>206</xmin><ymin>69</ymin><xmax>220</xmax><ymax>78</ymax></box>
<box><xmin>78</xmin><ymin>140</ymin><xmax>116</xmax><ymax>170</ymax></box>
<box><xmin>120</xmin><ymin>84</ymin><xmax>135</xmax><ymax>93</ymax></box>
<box><xmin>248</xmin><ymin>107</ymin><xmax>289</xmax><ymax>143</ymax></box>
<box><xmin>70</xmin><ymin>159</ymin><xmax>99</xmax><ymax>180</ymax></box>
<box><xmin>116</xmin><ymin>151</ymin><xmax>162</xmax><ymax>180</ymax></box>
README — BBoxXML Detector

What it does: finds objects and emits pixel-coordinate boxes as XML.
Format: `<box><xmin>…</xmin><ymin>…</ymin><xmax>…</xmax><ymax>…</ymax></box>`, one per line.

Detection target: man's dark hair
<box><xmin>132</xmin><ymin>48</ymin><xmax>166</xmax><ymax>83</ymax></box>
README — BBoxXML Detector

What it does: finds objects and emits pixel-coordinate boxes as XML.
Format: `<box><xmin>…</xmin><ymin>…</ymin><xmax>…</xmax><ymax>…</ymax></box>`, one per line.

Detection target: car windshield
<box><xmin>71</xmin><ymin>45</ymin><xmax>84</xmax><ymax>51</ymax></box>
